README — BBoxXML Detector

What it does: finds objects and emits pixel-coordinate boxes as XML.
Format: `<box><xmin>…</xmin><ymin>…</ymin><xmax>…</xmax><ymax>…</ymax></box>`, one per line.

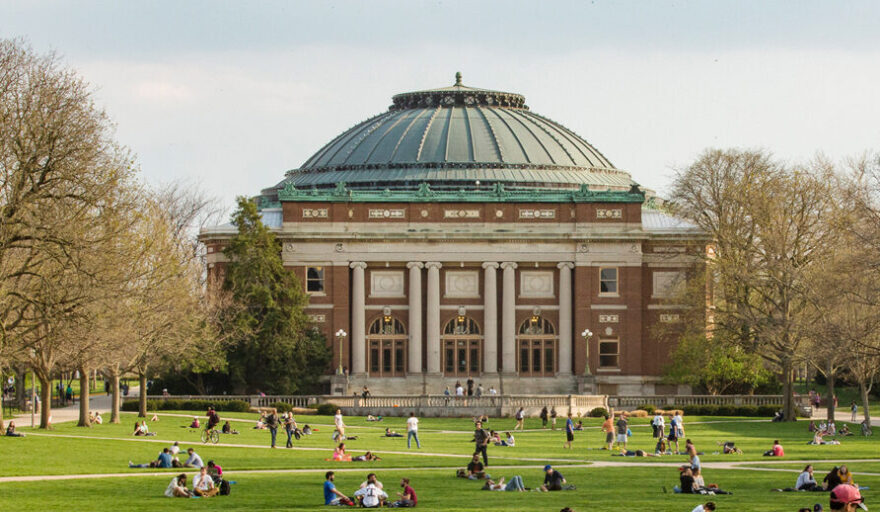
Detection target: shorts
<box><xmin>617</xmin><ymin>434</ymin><xmax>627</xmax><ymax>443</ymax></box>
<box><xmin>606</xmin><ymin>432</ymin><xmax>614</xmax><ymax>444</ymax></box>
<box><xmin>566</xmin><ymin>432</ymin><xmax>574</xmax><ymax>442</ymax></box>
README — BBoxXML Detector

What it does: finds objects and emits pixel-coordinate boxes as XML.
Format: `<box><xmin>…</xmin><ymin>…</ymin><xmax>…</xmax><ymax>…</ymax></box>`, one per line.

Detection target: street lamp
<box><xmin>581</xmin><ymin>329</ymin><xmax>594</xmax><ymax>376</ymax></box>
<box><xmin>335</xmin><ymin>329</ymin><xmax>348</xmax><ymax>375</ymax></box>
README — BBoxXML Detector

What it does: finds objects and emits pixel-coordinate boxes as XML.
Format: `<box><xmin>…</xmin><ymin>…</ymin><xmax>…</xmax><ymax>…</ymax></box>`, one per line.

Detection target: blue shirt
<box><xmin>157</xmin><ymin>452</ymin><xmax>172</xmax><ymax>468</ymax></box>
<box><xmin>324</xmin><ymin>481</ymin><xmax>337</xmax><ymax>504</ymax></box>
<box><xmin>566</xmin><ymin>418</ymin><xmax>574</xmax><ymax>433</ymax></box>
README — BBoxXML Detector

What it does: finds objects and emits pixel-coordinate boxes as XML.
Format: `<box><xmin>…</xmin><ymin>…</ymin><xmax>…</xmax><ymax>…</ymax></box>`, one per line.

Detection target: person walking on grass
<box><xmin>601</xmin><ymin>414</ymin><xmax>614</xmax><ymax>450</ymax></box>
<box><xmin>550</xmin><ymin>407</ymin><xmax>558</xmax><ymax>430</ymax></box>
<box><xmin>851</xmin><ymin>401</ymin><xmax>858</xmax><ymax>423</ymax></box>
<box><xmin>334</xmin><ymin>408</ymin><xmax>346</xmax><ymax>440</ymax></box>
<box><xmin>266</xmin><ymin>409</ymin><xmax>279</xmax><ymax>448</ymax></box>
<box><xmin>564</xmin><ymin>412</ymin><xmax>575</xmax><ymax>449</ymax></box>
<box><xmin>474</xmin><ymin>420</ymin><xmax>490</xmax><ymax>467</ymax></box>
<box><xmin>406</xmin><ymin>412</ymin><xmax>421</xmax><ymax>449</ymax></box>
<box><xmin>615</xmin><ymin>413</ymin><xmax>628</xmax><ymax>450</ymax></box>
<box><xmin>514</xmin><ymin>407</ymin><xmax>525</xmax><ymax>431</ymax></box>
<box><xmin>540</xmin><ymin>406</ymin><xmax>549</xmax><ymax>428</ymax></box>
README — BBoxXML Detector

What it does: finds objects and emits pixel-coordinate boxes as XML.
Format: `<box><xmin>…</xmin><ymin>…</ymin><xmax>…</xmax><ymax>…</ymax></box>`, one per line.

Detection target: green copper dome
<box><xmin>275</xmin><ymin>74</ymin><xmax>633</xmax><ymax>193</ymax></box>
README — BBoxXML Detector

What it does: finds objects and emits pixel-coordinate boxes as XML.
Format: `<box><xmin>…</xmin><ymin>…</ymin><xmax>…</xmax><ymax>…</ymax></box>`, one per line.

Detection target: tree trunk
<box><xmin>15</xmin><ymin>368</ymin><xmax>26</xmax><ymax>407</ymax></box>
<box><xmin>39</xmin><ymin>375</ymin><xmax>52</xmax><ymax>429</ymax></box>
<box><xmin>782</xmin><ymin>358</ymin><xmax>796</xmax><ymax>422</ymax></box>
<box><xmin>860</xmin><ymin>381</ymin><xmax>872</xmax><ymax>429</ymax></box>
<box><xmin>0</xmin><ymin>365</ymin><xmax>5</xmax><ymax>432</ymax></box>
<box><xmin>138</xmin><ymin>372</ymin><xmax>147</xmax><ymax>418</ymax></box>
<box><xmin>826</xmin><ymin>361</ymin><xmax>836</xmax><ymax>423</ymax></box>
<box><xmin>110</xmin><ymin>367</ymin><xmax>121</xmax><ymax>424</ymax></box>
<box><xmin>77</xmin><ymin>367</ymin><xmax>91</xmax><ymax>427</ymax></box>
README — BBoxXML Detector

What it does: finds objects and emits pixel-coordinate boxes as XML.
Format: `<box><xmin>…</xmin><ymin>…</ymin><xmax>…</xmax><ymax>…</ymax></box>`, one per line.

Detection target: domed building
<box><xmin>203</xmin><ymin>74</ymin><xmax>705</xmax><ymax>396</ymax></box>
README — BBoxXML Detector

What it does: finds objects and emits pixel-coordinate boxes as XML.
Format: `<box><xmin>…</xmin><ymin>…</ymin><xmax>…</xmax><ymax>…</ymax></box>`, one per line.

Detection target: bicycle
<box><xmin>201</xmin><ymin>427</ymin><xmax>220</xmax><ymax>444</ymax></box>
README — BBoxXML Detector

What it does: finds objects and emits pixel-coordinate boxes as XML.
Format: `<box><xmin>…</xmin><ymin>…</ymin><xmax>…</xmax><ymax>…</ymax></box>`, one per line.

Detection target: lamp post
<box><xmin>581</xmin><ymin>329</ymin><xmax>594</xmax><ymax>376</ymax></box>
<box><xmin>335</xmin><ymin>329</ymin><xmax>347</xmax><ymax>375</ymax></box>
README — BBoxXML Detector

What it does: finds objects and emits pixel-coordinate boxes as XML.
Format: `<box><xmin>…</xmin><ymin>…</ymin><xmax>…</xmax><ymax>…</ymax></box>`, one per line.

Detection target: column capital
<box><xmin>349</xmin><ymin>261</ymin><xmax>368</xmax><ymax>270</ymax></box>
<box><xmin>500</xmin><ymin>262</ymin><xmax>518</xmax><ymax>270</ymax></box>
<box><xmin>481</xmin><ymin>261</ymin><xmax>499</xmax><ymax>270</ymax></box>
<box><xmin>425</xmin><ymin>261</ymin><xmax>443</xmax><ymax>270</ymax></box>
<box><xmin>557</xmin><ymin>262</ymin><xmax>575</xmax><ymax>270</ymax></box>
<box><xmin>406</xmin><ymin>261</ymin><xmax>424</xmax><ymax>270</ymax></box>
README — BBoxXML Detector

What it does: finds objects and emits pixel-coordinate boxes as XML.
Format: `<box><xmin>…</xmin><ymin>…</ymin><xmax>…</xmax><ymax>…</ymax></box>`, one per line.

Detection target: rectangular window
<box><xmin>520</xmin><ymin>345</ymin><xmax>529</xmax><ymax>372</ymax></box>
<box><xmin>470</xmin><ymin>346</ymin><xmax>479</xmax><ymax>372</ymax></box>
<box><xmin>370</xmin><ymin>341</ymin><xmax>379</xmax><ymax>373</ymax></box>
<box><xmin>599</xmin><ymin>267</ymin><xmax>618</xmax><ymax>294</ymax></box>
<box><xmin>395</xmin><ymin>343</ymin><xmax>405</xmax><ymax>373</ymax></box>
<box><xmin>598</xmin><ymin>339</ymin><xmax>619</xmax><ymax>369</ymax></box>
<box><xmin>544</xmin><ymin>346</ymin><xmax>554</xmax><ymax>373</ymax></box>
<box><xmin>382</xmin><ymin>345</ymin><xmax>392</xmax><ymax>373</ymax></box>
<box><xmin>445</xmin><ymin>345</ymin><xmax>455</xmax><ymax>373</ymax></box>
<box><xmin>306</xmin><ymin>266</ymin><xmax>325</xmax><ymax>293</ymax></box>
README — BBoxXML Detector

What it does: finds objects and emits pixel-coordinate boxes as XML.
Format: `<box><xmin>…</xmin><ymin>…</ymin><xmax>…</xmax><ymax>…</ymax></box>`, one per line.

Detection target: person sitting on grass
<box><xmin>192</xmin><ymin>466</ymin><xmax>218</xmax><ymax>497</ymax></box>
<box><xmin>494</xmin><ymin>432</ymin><xmax>515</xmax><ymax>447</ymax></box>
<box><xmin>539</xmin><ymin>465</ymin><xmax>572</xmax><ymax>492</ymax></box>
<box><xmin>189</xmin><ymin>416</ymin><xmax>200</xmax><ymax>429</ymax></box>
<box><xmin>184</xmin><ymin>448</ymin><xmax>204</xmax><ymax>468</ymax></box>
<box><xmin>573</xmin><ymin>420</ymin><xmax>584</xmax><ymax>431</ymax></box>
<box><xmin>253</xmin><ymin>412</ymin><xmax>267</xmax><ymax>430</ymax></box>
<box><xmin>391</xmin><ymin>478</ymin><xmax>418</xmax><ymax>507</ymax></box>
<box><xmin>656</xmin><ymin>438</ymin><xmax>670</xmax><ymax>455</ymax></box>
<box><xmin>674</xmin><ymin>466</ymin><xmax>696</xmax><ymax>494</ymax></box>
<box><xmin>206</xmin><ymin>460</ymin><xmax>223</xmax><ymax>484</ymax></box>
<box><xmin>359</xmin><ymin>473</ymin><xmax>384</xmax><ymax>490</ymax></box>
<box><xmin>129</xmin><ymin>447</ymin><xmax>173</xmax><ymax>468</ymax></box>
<box><xmin>330</xmin><ymin>443</ymin><xmax>351</xmax><ymax>462</ymax></box>
<box><xmin>164</xmin><ymin>473</ymin><xmax>191</xmax><ymax>498</ymax></box>
<box><xmin>838</xmin><ymin>466</ymin><xmax>856</xmax><ymax>488</ymax></box>
<box><xmin>690</xmin><ymin>502</ymin><xmax>716</xmax><ymax>512</ymax></box>
<box><xmin>810</xmin><ymin>431</ymin><xmax>841</xmax><ymax>445</ymax></box>
<box><xmin>354</xmin><ymin>480</ymin><xmax>388</xmax><ymax>508</ymax></box>
<box><xmin>352</xmin><ymin>451</ymin><xmax>382</xmax><ymax>462</ymax></box>
<box><xmin>466</xmin><ymin>454</ymin><xmax>489</xmax><ymax>480</ymax></box>
<box><xmin>718</xmin><ymin>441</ymin><xmax>741</xmax><ymax>454</ymax></box>
<box><xmin>764</xmin><ymin>439</ymin><xmax>785</xmax><ymax>457</ymax></box>
<box><xmin>366</xmin><ymin>414</ymin><xmax>383</xmax><ymax>422</ymax></box>
<box><xmin>89</xmin><ymin>411</ymin><xmax>103</xmax><ymax>424</ymax></box>
<box><xmin>5</xmin><ymin>421</ymin><xmax>25</xmax><ymax>437</ymax></box>
<box><xmin>693</xmin><ymin>468</ymin><xmax>732</xmax><ymax>495</ymax></box>
<box><xmin>797</xmin><ymin>464</ymin><xmax>822</xmax><ymax>491</ymax></box>
<box><xmin>483</xmin><ymin>475</ymin><xmax>527</xmax><ymax>491</ymax></box>
<box><xmin>839</xmin><ymin>424</ymin><xmax>853</xmax><ymax>436</ymax></box>
<box><xmin>221</xmin><ymin>420</ymin><xmax>239</xmax><ymax>435</ymax></box>
<box><xmin>323</xmin><ymin>471</ymin><xmax>353</xmax><ymax>506</ymax></box>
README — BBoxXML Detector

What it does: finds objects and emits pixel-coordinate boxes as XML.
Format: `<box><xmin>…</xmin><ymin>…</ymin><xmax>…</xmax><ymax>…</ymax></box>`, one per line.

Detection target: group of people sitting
<box><xmin>329</xmin><ymin>442</ymin><xmax>382</xmax><ymax>462</ymax></box>
<box><xmin>88</xmin><ymin>411</ymin><xmax>103</xmax><ymax>424</ymax></box>
<box><xmin>456</xmin><ymin>455</ymin><xmax>572</xmax><ymax>493</ymax></box>
<box><xmin>667</xmin><ymin>439</ymin><xmax>732</xmax><ymax>496</ymax></box>
<box><xmin>133</xmin><ymin>420</ymin><xmax>155</xmax><ymax>436</ymax></box>
<box><xmin>776</xmin><ymin>464</ymin><xmax>859</xmax><ymax>493</ymax></box>
<box><xmin>323</xmin><ymin>472</ymin><xmax>417</xmax><ymax>507</ymax></box>
<box><xmin>129</xmin><ymin>442</ymin><xmax>205</xmax><ymax>469</ymax></box>
<box><xmin>163</xmin><ymin>461</ymin><xmax>229</xmax><ymax>498</ymax></box>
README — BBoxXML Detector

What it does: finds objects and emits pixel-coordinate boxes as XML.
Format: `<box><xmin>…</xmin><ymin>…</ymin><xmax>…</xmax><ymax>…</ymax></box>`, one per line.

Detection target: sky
<box><xmin>2</xmin><ymin>0</ymin><xmax>879</xmax><ymax>211</ymax></box>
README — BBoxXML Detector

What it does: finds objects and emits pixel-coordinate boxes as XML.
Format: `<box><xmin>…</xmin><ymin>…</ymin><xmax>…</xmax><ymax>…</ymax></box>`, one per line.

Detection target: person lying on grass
<box><xmin>352</xmin><ymin>451</ymin><xmax>382</xmax><ymax>462</ymax></box>
<box><xmin>482</xmin><ymin>475</ymin><xmax>527</xmax><ymax>491</ymax></box>
<box><xmin>613</xmin><ymin>448</ymin><xmax>659</xmax><ymax>457</ymax></box>
<box><xmin>810</xmin><ymin>431</ymin><xmax>841</xmax><ymax>445</ymax></box>
<box><xmin>164</xmin><ymin>473</ymin><xmax>191</xmax><ymax>498</ymax></box>
<box><xmin>129</xmin><ymin>447</ymin><xmax>174</xmax><ymax>468</ymax></box>
<box><xmin>692</xmin><ymin>468</ymin><xmax>732</xmax><ymax>495</ymax></box>
<box><xmin>718</xmin><ymin>441</ymin><xmax>742</xmax><ymax>454</ymax></box>
<box><xmin>385</xmin><ymin>428</ymin><xmax>404</xmax><ymax>437</ymax></box>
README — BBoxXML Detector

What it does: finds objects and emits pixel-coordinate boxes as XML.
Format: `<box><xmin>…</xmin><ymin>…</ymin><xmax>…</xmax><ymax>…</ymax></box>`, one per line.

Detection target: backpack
<box><xmin>219</xmin><ymin>479</ymin><xmax>231</xmax><ymax>496</ymax></box>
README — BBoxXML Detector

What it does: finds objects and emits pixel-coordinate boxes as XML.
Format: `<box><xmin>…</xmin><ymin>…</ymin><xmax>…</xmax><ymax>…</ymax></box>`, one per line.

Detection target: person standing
<box><xmin>266</xmin><ymin>409</ymin><xmax>279</xmax><ymax>448</ymax></box>
<box><xmin>550</xmin><ymin>407</ymin><xmax>558</xmax><ymax>430</ymax></box>
<box><xmin>334</xmin><ymin>409</ymin><xmax>346</xmax><ymax>440</ymax></box>
<box><xmin>601</xmin><ymin>414</ymin><xmax>614</xmax><ymax>450</ymax></box>
<box><xmin>284</xmin><ymin>412</ymin><xmax>297</xmax><ymax>448</ymax></box>
<box><xmin>474</xmin><ymin>420</ymin><xmax>490</xmax><ymax>467</ymax></box>
<box><xmin>540</xmin><ymin>406</ymin><xmax>549</xmax><ymax>429</ymax></box>
<box><xmin>563</xmin><ymin>412</ymin><xmax>575</xmax><ymax>449</ymax></box>
<box><xmin>851</xmin><ymin>401</ymin><xmax>858</xmax><ymax>422</ymax></box>
<box><xmin>455</xmin><ymin>382</ymin><xmax>464</xmax><ymax>396</ymax></box>
<box><xmin>467</xmin><ymin>377</ymin><xmax>475</xmax><ymax>397</ymax></box>
<box><xmin>651</xmin><ymin>412</ymin><xmax>665</xmax><ymax>438</ymax></box>
<box><xmin>514</xmin><ymin>407</ymin><xmax>525</xmax><ymax>431</ymax></box>
<box><xmin>615</xmin><ymin>413</ymin><xmax>628</xmax><ymax>450</ymax></box>
<box><xmin>406</xmin><ymin>412</ymin><xmax>421</xmax><ymax>449</ymax></box>
<box><xmin>476</xmin><ymin>383</ymin><xmax>483</xmax><ymax>397</ymax></box>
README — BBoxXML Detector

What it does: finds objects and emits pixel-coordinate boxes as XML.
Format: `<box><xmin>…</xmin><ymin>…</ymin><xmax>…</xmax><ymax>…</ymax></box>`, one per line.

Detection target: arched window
<box><xmin>516</xmin><ymin>316</ymin><xmax>557</xmax><ymax>376</ymax></box>
<box><xmin>441</xmin><ymin>316</ymin><xmax>482</xmax><ymax>376</ymax></box>
<box><xmin>367</xmin><ymin>315</ymin><xmax>406</xmax><ymax>376</ymax></box>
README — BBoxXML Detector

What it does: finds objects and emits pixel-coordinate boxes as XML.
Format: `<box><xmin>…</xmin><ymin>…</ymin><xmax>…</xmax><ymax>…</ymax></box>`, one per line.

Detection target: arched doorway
<box><xmin>441</xmin><ymin>315</ymin><xmax>482</xmax><ymax>376</ymax></box>
<box><xmin>517</xmin><ymin>315</ymin><xmax>557</xmax><ymax>376</ymax></box>
<box><xmin>367</xmin><ymin>314</ymin><xmax>407</xmax><ymax>376</ymax></box>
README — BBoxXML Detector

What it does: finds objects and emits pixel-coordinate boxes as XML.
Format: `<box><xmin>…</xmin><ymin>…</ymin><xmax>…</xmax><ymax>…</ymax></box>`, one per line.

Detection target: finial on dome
<box><xmin>454</xmin><ymin>71</ymin><xmax>462</xmax><ymax>86</ymax></box>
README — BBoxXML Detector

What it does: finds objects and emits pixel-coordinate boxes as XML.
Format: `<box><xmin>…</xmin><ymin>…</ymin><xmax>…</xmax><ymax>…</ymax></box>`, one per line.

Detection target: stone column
<box><xmin>482</xmin><ymin>262</ymin><xmax>499</xmax><ymax>374</ymax></box>
<box><xmin>500</xmin><ymin>262</ymin><xmax>518</xmax><ymax>373</ymax></box>
<box><xmin>407</xmin><ymin>262</ymin><xmax>424</xmax><ymax>374</ymax></box>
<box><xmin>350</xmin><ymin>262</ymin><xmax>367</xmax><ymax>375</ymax></box>
<box><xmin>557</xmin><ymin>262</ymin><xmax>574</xmax><ymax>375</ymax></box>
<box><xmin>425</xmin><ymin>262</ymin><xmax>442</xmax><ymax>374</ymax></box>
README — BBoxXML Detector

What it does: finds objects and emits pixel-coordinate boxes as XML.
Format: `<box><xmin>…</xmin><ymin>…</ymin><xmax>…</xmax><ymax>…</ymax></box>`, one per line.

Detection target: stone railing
<box><xmin>607</xmin><ymin>394</ymin><xmax>812</xmax><ymax>415</ymax></box>
<box><xmin>147</xmin><ymin>394</ymin><xmax>608</xmax><ymax>417</ymax></box>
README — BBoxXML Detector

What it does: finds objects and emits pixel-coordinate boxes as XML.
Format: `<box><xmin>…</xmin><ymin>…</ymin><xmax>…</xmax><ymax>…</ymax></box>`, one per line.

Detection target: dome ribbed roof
<box><xmin>277</xmin><ymin>74</ymin><xmax>632</xmax><ymax>192</ymax></box>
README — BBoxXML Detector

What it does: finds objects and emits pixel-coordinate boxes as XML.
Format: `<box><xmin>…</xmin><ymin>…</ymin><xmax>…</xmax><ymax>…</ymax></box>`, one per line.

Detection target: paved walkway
<box><xmin>12</xmin><ymin>386</ymin><xmax>138</xmax><ymax>425</ymax></box>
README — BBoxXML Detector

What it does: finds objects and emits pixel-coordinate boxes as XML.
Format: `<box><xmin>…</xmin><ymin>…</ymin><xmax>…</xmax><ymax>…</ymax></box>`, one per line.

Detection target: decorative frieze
<box><xmin>445</xmin><ymin>270</ymin><xmax>480</xmax><ymax>298</ymax></box>
<box><xmin>308</xmin><ymin>314</ymin><xmax>326</xmax><ymax>323</ymax></box>
<box><xmin>596</xmin><ymin>208</ymin><xmax>622</xmax><ymax>219</ymax></box>
<box><xmin>368</xmin><ymin>208</ymin><xmax>405</xmax><ymax>219</ymax></box>
<box><xmin>518</xmin><ymin>209</ymin><xmax>556</xmax><ymax>219</ymax></box>
<box><xmin>520</xmin><ymin>271</ymin><xmax>554</xmax><ymax>298</ymax></box>
<box><xmin>302</xmin><ymin>208</ymin><xmax>328</xmax><ymax>218</ymax></box>
<box><xmin>660</xmin><ymin>313</ymin><xmax>681</xmax><ymax>323</ymax></box>
<box><xmin>444</xmin><ymin>209</ymin><xmax>480</xmax><ymax>219</ymax></box>
<box><xmin>653</xmin><ymin>246</ymin><xmax>686</xmax><ymax>253</ymax></box>
<box><xmin>653</xmin><ymin>271</ymin><xmax>685</xmax><ymax>298</ymax></box>
<box><xmin>599</xmin><ymin>314</ymin><xmax>619</xmax><ymax>323</ymax></box>
<box><xmin>370</xmin><ymin>270</ymin><xmax>405</xmax><ymax>297</ymax></box>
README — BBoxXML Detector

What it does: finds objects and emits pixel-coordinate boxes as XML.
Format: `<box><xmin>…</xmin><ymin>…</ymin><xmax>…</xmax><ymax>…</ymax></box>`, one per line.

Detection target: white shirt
<box><xmin>691</xmin><ymin>506</ymin><xmax>706</xmax><ymax>512</ymax></box>
<box><xmin>455</xmin><ymin>386</ymin><xmax>464</xmax><ymax>396</ymax></box>
<box><xmin>169</xmin><ymin>445</ymin><xmax>180</xmax><ymax>456</ymax></box>
<box><xmin>193</xmin><ymin>473</ymin><xmax>213</xmax><ymax>491</ymax></box>
<box><xmin>164</xmin><ymin>477</ymin><xmax>183</xmax><ymax>497</ymax></box>
<box><xmin>652</xmin><ymin>415</ymin><xmax>664</xmax><ymax>427</ymax></box>
<box><xmin>406</xmin><ymin>417</ymin><xmax>419</xmax><ymax>432</ymax></box>
<box><xmin>334</xmin><ymin>413</ymin><xmax>344</xmax><ymax>428</ymax></box>
<box><xmin>354</xmin><ymin>483</ymin><xmax>387</xmax><ymax>507</ymax></box>
<box><xmin>489</xmin><ymin>388</ymin><xmax>497</xmax><ymax>395</ymax></box>
<box><xmin>673</xmin><ymin>414</ymin><xmax>684</xmax><ymax>430</ymax></box>
<box><xmin>360</xmin><ymin>479</ymin><xmax>384</xmax><ymax>489</ymax></box>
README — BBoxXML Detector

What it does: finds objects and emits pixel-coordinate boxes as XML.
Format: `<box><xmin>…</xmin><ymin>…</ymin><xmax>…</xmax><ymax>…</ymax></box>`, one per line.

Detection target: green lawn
<box><xmin>1</xmin><ymin>411</ymin><xmax>879</xmax><ymax>511</ymax></box>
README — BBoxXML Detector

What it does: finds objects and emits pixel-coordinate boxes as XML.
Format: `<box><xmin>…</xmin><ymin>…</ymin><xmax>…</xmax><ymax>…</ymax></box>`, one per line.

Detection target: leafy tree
<box><xmin>220</xmin><ymin>197</ymin><xmax>329</xmax><ymax>394</ymax></box>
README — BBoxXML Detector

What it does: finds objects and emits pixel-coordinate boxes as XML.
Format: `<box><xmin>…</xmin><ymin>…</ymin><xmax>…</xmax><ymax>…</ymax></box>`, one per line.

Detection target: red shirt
<box><xmin>403</xmin><ymin>485</ymin><xmax>417</xmax><ymax>505</ymax></box>
<box><xmin>773</xmin><ymin>444</ymin><xmax>784</xmax><ymax>457</ymax></box>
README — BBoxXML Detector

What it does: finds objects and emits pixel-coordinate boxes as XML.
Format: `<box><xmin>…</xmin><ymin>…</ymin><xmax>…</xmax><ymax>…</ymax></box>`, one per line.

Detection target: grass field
<box><xmin>1</xmin><ymin>411</ymin><xmax>878</xmax><ymax>511</ymax></box>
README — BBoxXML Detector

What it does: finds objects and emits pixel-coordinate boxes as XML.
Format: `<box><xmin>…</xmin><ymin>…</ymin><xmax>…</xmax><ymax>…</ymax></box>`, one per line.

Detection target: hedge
<box><xmin>589</xmin><ymin>406</ymin><xmax>609</xmax><ymax>418</ymax></box>
<box><xmin>121</xmin><ymin>399</ymin><xmax>251</xmax><ymax>413</ymax></box>
<box><xmin>678</xmin><ymin>404</ymin><xmax>796</xmax><ymax>417</ymax></box>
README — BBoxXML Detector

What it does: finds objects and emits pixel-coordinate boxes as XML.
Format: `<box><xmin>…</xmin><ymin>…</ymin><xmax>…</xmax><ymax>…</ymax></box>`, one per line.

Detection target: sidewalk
<box><xmin>811</xmin><ymin>406</ymin><xmax>880</xmax><ymax>424</ymax></box>
<box><xmin>12</xmin><ymin>386</ymin><xmax>139</xmax><ymax>425</ymax></box>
